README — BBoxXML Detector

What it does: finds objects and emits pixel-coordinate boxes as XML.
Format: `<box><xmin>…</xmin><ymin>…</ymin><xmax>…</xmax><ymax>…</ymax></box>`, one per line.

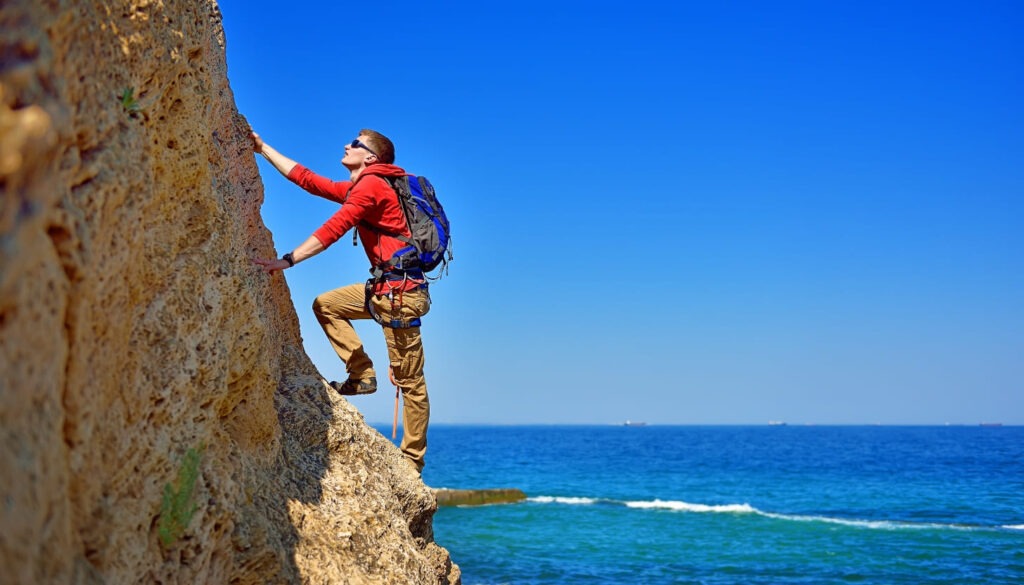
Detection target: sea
<box><xmin>377</xmin><ymin>424</ymin><xmax>1024</xmax><ymax>585</ymax></box>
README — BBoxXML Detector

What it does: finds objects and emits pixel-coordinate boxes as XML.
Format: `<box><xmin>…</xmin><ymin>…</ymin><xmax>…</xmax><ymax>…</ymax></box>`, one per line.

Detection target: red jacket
<box><xmin>288</xmin><ymin>163</ymin><xmax>417</xmax><ymax>282</ymax></box>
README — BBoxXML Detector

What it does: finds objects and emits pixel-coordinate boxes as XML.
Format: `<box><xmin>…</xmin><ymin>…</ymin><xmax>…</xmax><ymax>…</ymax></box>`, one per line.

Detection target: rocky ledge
<box><xmin>434</xmin><ymin>489</ymin><xmax>528</xmax><ymax>507</ymax></box>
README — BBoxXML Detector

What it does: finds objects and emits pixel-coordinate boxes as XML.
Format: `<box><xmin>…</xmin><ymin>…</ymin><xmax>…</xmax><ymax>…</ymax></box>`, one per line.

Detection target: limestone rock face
<box><xmin>0</xmin><ymin>1</ymin><xmax>458</xmax><ymax>583</ymax></box>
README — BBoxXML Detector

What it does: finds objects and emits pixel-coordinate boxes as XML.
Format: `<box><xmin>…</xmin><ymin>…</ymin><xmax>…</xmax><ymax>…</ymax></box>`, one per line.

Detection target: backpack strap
<box><xmin>355</xmin><ymin>173</ymin><xmax>418</xmax><ymax>252</ymax></box>
<box><xmin>358</xmin><ymin>220</ymin><xmax>416</xmax><ymax>247</ymax></box>
<box><xmin>346</xmin><ymin>178</ymin><xmax>407</xmax><ymax>247</ymax></box>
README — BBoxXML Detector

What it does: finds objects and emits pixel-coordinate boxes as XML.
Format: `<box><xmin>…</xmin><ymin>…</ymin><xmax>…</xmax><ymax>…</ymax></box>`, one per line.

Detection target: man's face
<box><xmin>341</xmin><ymin>135</ymin><xmax>377</xmax><ymax>168</ymax></box>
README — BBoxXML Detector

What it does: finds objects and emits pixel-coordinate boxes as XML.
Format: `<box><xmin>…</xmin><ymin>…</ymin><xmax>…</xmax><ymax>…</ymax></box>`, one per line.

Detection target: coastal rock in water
<box><xmin>434</xmin><ymin>489</ymin><xmax>527</xmax><ymax>507</ymax></box>
<box><xmin>0</xmin><ymin>1</ymin><xmax>458</xmax><ymax>583</ymax></box>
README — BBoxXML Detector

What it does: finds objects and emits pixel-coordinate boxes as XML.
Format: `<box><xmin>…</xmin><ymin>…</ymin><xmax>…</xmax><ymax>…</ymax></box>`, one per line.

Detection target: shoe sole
<box><xmin>330</xmin><ymin>381</ymin><xmax>377</xmax><ymax>396</ymax></box>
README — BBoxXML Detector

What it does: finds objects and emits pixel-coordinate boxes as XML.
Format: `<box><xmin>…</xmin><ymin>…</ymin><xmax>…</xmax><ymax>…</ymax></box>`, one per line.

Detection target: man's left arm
<box><xmin>252</xmin><ymin>235</ymin><xmax>325</xmax><ymax>274</ymax></box>
<box><xmin>310</xmin><ymin>183</ymin><xmax>376</xmax><ymax>247</ymax></box>
<box><xmin>252</xmin><ymin>183</ymin><xmax>377</xmax><ymax>274</ymax></box>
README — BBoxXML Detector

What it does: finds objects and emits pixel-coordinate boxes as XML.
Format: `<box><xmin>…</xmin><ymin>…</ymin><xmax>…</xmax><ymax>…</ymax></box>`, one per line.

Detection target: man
<box><xmin>252</xmin><ymin>129</ymin><xmax>432</xmax><ymax>473</ymax></box>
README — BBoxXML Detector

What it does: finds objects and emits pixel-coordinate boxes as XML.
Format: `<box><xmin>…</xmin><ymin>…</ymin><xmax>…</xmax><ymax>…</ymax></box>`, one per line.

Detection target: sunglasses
<box><xmin>349</xmin><ymin>139</ymin><xmax>377</xmax><ymax>156</ymax></box>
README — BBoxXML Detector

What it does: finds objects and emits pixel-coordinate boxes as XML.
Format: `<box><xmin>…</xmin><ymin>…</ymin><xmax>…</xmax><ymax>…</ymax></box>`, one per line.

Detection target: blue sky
<box><xmin>219</xmin><ymin>0</ymin><xmax>1022</xmax><ymax>425</ymax></box>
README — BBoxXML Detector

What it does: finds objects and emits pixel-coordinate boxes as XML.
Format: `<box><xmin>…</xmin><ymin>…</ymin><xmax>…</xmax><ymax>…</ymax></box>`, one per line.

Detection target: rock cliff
<box><xmin>0</xmin><ymin>1</ymin><xmax>458</xmax><ymax>583</ymax></box>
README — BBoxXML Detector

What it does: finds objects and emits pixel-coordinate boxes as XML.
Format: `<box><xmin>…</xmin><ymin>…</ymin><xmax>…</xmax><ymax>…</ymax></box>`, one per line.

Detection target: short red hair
<box><xmin>360</xmin><ymin>129</ymin><xmax>395</xmax><ymax>164</ymax></box>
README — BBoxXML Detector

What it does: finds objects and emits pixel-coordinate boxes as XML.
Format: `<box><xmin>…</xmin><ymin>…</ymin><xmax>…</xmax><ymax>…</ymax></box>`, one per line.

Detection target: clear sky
<box><xmin>218</xmin><ymin>0</ymin><xmax>1022</xmax><ymax>425</ymax></box>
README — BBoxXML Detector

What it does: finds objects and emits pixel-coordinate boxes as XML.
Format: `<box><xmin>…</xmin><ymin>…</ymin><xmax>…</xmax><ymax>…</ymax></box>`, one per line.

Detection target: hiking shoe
<box><xmin>331</xmin><ymin>376</ymin><xmax>377</xmax><ymax>396</ymax></box>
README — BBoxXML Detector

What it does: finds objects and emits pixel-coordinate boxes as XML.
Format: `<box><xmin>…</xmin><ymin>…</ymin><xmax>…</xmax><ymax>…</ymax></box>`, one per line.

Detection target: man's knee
<box><xmin>312</xmin><ymin>294</ymin><xmax>329</xmax><ymax>317</ymax></box>
<box><xmin>389</xmin><ymin>357</ymin><xmax>422</xmax><ymax>385</ymax></box>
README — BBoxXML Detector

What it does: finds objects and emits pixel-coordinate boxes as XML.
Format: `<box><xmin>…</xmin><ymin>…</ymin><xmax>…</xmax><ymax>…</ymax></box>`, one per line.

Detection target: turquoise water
<box><xmin>382</xmin><ymin>425</ymin><xmax>1024</xmax><ymax>584</ymax></box>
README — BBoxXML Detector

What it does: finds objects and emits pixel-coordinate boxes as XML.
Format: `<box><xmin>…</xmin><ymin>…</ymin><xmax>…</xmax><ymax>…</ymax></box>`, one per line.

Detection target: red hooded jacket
<box><xmin>287</xmin><ymin>163</ymin><xmax>420</xmax><ymax>289</ymax></box>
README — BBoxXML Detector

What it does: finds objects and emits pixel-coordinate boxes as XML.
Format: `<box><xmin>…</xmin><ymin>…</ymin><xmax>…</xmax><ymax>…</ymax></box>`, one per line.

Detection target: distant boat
<box><xmin>979</xmin><ymin>422</ymin><xmax>1003</xmax><ymax>427</ymax></box>
<box><xmin>768</xmin><ymin>421</ymin><xmax>787</xmax><ymax>426</ymax></box>
<box><xmin>624</xmin><ymin>420</ymin><xmax>647</xmax><ymax>427</ymax></box>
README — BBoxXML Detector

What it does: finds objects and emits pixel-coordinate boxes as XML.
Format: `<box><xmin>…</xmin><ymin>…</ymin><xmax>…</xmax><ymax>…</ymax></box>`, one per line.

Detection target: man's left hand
<box><xmin>252</xmin><ymin>257</ymin><xmax>290</xmax><ymax>274</ymax></box>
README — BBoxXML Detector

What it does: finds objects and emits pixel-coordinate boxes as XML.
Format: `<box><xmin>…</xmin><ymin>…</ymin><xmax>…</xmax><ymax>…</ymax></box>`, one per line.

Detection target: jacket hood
<box><xmin>360</xmin><ymin>163</ymin><xmax>407</xmax><ymax>178</ymax></box>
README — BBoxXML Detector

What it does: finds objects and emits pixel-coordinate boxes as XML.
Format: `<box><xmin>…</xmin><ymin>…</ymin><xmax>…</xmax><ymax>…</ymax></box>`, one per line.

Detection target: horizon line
<box><xmin>369</xmin><ymin>421</ymin><xmax>1021</xmax><ymax>428</ymax></box>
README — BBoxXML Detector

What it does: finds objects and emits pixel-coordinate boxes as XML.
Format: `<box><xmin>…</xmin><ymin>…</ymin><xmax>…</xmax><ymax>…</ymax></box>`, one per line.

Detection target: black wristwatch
<box><xmin>283</xmin><ymin>252</ymin><xmax>295</xmax><ymax>267</ymax></box>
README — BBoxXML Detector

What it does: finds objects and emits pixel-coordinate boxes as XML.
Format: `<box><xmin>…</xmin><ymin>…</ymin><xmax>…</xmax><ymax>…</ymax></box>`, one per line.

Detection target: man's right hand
<box><xmin>250</xmin><ymin>131</ymin><xmax>264</xmax><ymax>154</ymax></box>
<box><xmin>248</xmin><ymin>131</ymin><xmax>298</xmax><ymax>176</ymax></box>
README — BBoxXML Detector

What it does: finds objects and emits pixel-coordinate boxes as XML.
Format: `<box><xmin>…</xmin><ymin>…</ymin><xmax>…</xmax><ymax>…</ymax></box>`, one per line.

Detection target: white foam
<box><xmin>528</xmin><ymin>496</ymin><xmax>599</xmax><ymax>505</ymax></box>
<box><xmin>760</xmin><ymin>512</ymin><xmax>917</xmax><ymax>530</ymax></box>
<box><xmin>528</xmin><ymin>494</ymin><xmax>1012</xmax><ymax>532</ymax></box>
<box><xmin>763</xmin><ymin>511</ymin><xmax>994</xmax><ymax>532</ymax></box>
<box><xmin>625</xmin><ymin>499</ymin><xmax>757</xmax><ymax>514</ymax></box>
<box><xmin>623</xmin><ymin>500</ymin><xmax>986</xmax><ymax>532</ymax></box>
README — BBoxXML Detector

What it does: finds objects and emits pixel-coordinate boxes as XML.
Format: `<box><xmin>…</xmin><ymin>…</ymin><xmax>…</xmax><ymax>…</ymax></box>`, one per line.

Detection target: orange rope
<box><xmin>389</xmin><ymin>366</ymin><xmax>401</xmax><ymax>440</ymax></box>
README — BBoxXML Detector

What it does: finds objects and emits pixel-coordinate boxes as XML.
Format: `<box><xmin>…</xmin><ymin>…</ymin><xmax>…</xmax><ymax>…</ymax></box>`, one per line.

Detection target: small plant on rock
<box><xmin>119</xmin><ymin>86</ymin><xmax>141</xmax><ymax>117</ymax></box>
<box><xmin>158</xmin><ymin>443</ymin><xmax>204</xmax><ymax>548</ymax></box>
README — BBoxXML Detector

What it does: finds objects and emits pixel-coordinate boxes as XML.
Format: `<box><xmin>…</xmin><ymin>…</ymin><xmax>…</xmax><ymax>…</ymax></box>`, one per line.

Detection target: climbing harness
<box><xmin>363</xmin><ymin>269</ymin><xmax>429</xmax><ymax>329</ymax></box>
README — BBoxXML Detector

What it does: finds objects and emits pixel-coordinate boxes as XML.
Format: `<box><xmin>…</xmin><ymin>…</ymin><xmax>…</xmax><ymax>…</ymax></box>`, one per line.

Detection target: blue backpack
<box><xmin>365</xmin><ymin>174</ymin><xmax>452</xmax><ymax>279</ymax></box>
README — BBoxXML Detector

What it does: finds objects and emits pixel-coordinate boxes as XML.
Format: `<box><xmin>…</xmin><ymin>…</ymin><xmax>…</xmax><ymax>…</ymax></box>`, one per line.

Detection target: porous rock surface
<box><xmin>0</xmin><ymin>1</ymin><xmax>458</xmax><ymax>583</ymax></box>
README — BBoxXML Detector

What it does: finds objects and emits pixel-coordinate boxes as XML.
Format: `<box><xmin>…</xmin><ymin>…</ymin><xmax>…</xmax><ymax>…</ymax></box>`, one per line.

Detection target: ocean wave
<box><xmin>758</xmin><ymin>512</ymin><xmax>950</xmax><ymax>531</ymax></box>
<box><xmin>625</xmin><ymin>499</ymin><xmax>757</xmax><ymax>514</ymax></box>
<box><xmin>528</xmin><ymin>496</ymin><xmax>599</xmax><ymax>505</ymax></box>
<box><xmin>528</xmin><ymin>495</ymin><xmax>1014</xmax><ymax>532</ymax></box>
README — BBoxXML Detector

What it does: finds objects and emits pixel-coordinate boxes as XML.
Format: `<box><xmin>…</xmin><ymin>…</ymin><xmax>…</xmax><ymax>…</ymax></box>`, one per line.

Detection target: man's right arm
<box><xmin>250</xmin><ymin>130</ymin><xmax>350</xmax><ymax>202</ymax></box>
<box><xmin>251</xmin><ymin>131</ymin><xmax>297</xmax><ymax>176</ymax></box>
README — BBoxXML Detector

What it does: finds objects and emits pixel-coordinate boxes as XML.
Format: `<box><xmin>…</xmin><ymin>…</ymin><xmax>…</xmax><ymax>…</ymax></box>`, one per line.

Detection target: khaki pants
<box><xmin>312</xmin><ymin>283</ymin><xmax>431</xmax><ymax>471</ymax></box>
